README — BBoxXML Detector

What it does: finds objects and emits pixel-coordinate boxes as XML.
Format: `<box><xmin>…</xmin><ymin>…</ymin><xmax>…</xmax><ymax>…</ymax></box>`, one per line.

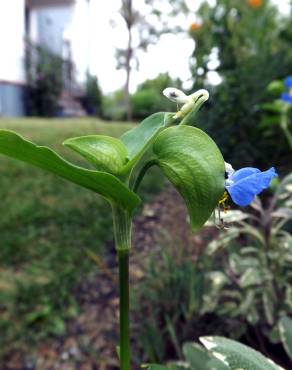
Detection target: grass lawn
<box><xmin>0</xmin><ymin>118</ymin><xmax>163</xmax><ymax>356</ymax></box>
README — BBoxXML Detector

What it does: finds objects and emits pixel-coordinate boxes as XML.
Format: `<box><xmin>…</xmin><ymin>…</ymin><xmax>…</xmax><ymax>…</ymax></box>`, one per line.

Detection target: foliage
<box><xmin>103</xmin><ymin>89</ymin><xmax>128</xmax><ymax>121</ymax></box>
<box><xmin>134</xmin><ymin>174</ymin><xmax>292</xmax><ymax>367</ymax></box>
<box><xmin>261</xmin><ymin>78</ymin><xmax>292</xmax><ymax>152</ymax></box>
<box><xmin>0</xmin><ymin>118</ymin><xmax>163</xmax><ymax>358</ymax></box>
<box><xmin>25</xmin><ymin>42</ymin><xmax>63</xmax><ymax>117</ymax></box>
<box><xmin>133</xmin><ymin>247</ymin><xmax>239</xmax><ymax>364</ymax></box>
<box><xmin>82</xmin><ymin>74</ymin><xmax>103</xmax><ymax>116</ymax></box>
<box><xmin>189</xmin><ymin>0</ymin><xmax>292</xmax><ymax>169</ymax></box>
<box><xmin>104</xmin><ymin>74</ymin><xmax>182</xmax><ymax>121</ymax></box>
<box><xmin>131</xmin><ymin>74</ymin><xmax>182</xmax><ymax>119</ymax></box>
<box><xmin>204</xmin><ymin>173</ymin><xmax>292</xmax><ymax>364</ymax></box>
<box><xmin>146</xmin><ymin>337</ymin><xmax>281</xmax><ymax>370</ymax></box>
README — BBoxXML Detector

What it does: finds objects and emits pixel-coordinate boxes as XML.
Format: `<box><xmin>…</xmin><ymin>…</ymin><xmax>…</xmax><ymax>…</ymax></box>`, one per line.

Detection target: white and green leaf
<box><xmin>183</xmin><ymin>342</ymin><xmax>229</xmax><ymax>370</ymax></box>
<box><xmin>279</xmin><ymin>316</ymin><xmax>292</xmax><ymax>359</ymax></box>
<box><xmin>200</xmin><ymin>336</ymin><xmax>283</xmax><ymax>370</ymax></box>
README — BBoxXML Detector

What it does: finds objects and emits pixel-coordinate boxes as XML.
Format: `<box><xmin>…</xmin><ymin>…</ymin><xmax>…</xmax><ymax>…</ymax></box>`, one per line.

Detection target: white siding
<box><xmin>29</xmin><ymin>5</ymin><xmax>74</xmax><ymax>55</ymax></box>
<box><xmin>0</xmin><ymin>0</ymin><xmax>26</xmax><ymax>83</ymax></box>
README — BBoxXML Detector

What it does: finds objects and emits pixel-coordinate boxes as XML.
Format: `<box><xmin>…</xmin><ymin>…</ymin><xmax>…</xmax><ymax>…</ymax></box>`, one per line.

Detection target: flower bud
<box><xmin>163</xmin><ymin>88</ymin><xmax>190</xmax><ymax>104</ymax></box>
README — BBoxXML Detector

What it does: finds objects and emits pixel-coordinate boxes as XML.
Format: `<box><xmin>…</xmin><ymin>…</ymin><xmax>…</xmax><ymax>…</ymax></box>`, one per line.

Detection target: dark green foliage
<box><xmin>83</xmin><ymin>75</ymin><xmax>103</xmax><ymax>116</ymax></box>
<box><xmin>133</xmin><ymin>248</ymin><xmax>234</xmax><ymax>364</ymax></box>
<box><xmin>190</xmin><ymin>0</ymin><xmax>292</xmax><ymax>169</ymax></box>
<box><xmin>134</xmin><ymin>174</ymin><xmax>292</xmax><ymax>367</ymax></box>
<box><xmin>25</xmin><ymin>43</ymin><xmax>63</xmax><ymax>117</ymax></box>
<box><xmin>261</xmin><ymin>78</ymin><xmax>292</xmax><ymax>153</ymax></box>
<box><xmin>131</xmin><ymin>74</ymin><xmax>182</xmax><ymax>119</ymax></box>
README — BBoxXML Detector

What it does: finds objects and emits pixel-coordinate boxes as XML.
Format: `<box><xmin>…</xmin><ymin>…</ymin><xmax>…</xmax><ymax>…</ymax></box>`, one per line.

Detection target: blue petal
<box><xmin>230</xmin><ymin>167</ymin><xmax>260</xmax><ymax>182</ymax></box>
<box><xmin>281</xmin><ymin>93</ymin><xmax>292</xmax><ymax>104</ymax></box>
<box><xmin>284</xmin><ymin>76</ymin><xmax>292</xmax><ymax>89</ymax></box>
<box><xmin>226</xmin><ymin>167</ymin><xmax>277</xmax><ymax>206</ymax></box>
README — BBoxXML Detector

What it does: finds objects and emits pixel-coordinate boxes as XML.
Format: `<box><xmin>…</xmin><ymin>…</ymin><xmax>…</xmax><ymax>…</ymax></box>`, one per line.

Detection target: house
<box><xmin>0</xmin><ymin>0</ymin><xmax>89</xmax><ymax>117</ymax></box>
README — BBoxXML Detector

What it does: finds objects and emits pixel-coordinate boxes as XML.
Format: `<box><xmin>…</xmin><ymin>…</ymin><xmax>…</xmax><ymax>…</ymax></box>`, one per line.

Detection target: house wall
<box><xmin>29</xmin><ymin>5</ymin><xmax>74</xmax><ymax>56</ymax></box>
<box><xmin>29</xmin><ymin>0</ymin><xmax>89</xmax><ymax>82</ymax></box>
<box><xmin>0</xmin><ymin>83</ymin><xmax>26</xmax><ymax>117</ymax></box>
<box><xmin>0</xmin><ymin>0</ymin><xmax>26</xmax><ymax>83</ymax></box>
<box><xmin>0</xmin><ymin>0</ymin><xmax>26</xmax><ymax>116</ymax></box>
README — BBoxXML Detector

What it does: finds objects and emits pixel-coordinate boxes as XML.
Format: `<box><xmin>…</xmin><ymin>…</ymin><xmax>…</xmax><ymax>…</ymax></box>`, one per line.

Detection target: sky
<box><xmin>78</xmin><ymin>0</ymin><xmax>291</xmax><ymax>93</ymax></box>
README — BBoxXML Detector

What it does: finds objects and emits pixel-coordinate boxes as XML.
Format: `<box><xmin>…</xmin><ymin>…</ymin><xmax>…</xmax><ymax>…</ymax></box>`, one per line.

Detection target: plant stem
<box><xmin>281</xmin><ymin>107</ymin><xmax>292</xmax><ymax>151</ymax></box>
<box><xmin>112</xmin><ymin>206</ymin><xmax>132</xmax><ymax>370</ymax></box>
<box><xmin>118</xmin><ymin>249</ymin><xmax>130</xmax><ymax>370</ymax></box>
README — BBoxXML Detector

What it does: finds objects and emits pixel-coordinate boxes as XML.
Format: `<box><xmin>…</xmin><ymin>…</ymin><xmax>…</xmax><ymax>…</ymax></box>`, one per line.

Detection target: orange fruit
<box><xmin>190</xmin><ymin>22</ymin><xmax>201</xmax><ymax>31</ymax></box>
<box><xmin>248</xmin><ymin>0</ymin><xmax>263</xmax><ymax>8</ymax></box>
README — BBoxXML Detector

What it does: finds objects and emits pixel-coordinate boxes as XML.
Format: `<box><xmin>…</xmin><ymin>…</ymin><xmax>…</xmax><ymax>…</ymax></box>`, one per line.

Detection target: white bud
<box><xmin>163</xmin><ymin>87</ymin><xmax>190</xmax><ymax>104</ymax></box>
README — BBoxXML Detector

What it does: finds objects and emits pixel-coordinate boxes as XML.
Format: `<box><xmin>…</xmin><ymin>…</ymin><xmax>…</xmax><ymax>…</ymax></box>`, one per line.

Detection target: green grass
<box><xmin>0</xmin><ymin>117</ymin><xmax>164</xmax><ymax>355</ymax></box>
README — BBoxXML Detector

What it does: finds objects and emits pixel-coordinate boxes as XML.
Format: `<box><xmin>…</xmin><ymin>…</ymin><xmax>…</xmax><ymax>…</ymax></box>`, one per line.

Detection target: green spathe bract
<box><xmin>63</xmin><ymin>135</ymin><xmax>129</xmax><ymax>175</ymax></box>
<box><xmin>0</xmin><ymin>90</ymin><xmax>225</xmax><ymax>370</ymax></box>
<box><xmin>153</xmin><ymin>125</ymin><xmax>225</xmax><ymax>231</ymax></box>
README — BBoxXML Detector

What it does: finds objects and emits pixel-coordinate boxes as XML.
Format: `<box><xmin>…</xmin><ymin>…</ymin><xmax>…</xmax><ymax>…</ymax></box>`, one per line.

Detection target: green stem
<box><xmin>281</xmin><ymin>107</ymin><xmax>292</xmax><ymax>151</ymax></box>
<box><xmin>112</xmin><ymin>206</ymin><xmax>132</xmax><ymax>370</ymax></box>
<box><xmin>118</xmin><ymin>249</ymin><xmax>130</xmax><ymax>370</ymax></box>
<box><xmin>282</xmin><ymin>126</ymin><xmax>292</xmax><ymax>151</ymax></box>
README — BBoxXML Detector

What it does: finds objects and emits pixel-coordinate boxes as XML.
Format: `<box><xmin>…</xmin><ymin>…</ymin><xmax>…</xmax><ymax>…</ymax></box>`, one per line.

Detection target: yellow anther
<box><xmin>218</xmin><ymin>191</ymin><xmax>228</xmax><ymax>205</ymax></box>
<box><xmin>218</xmin><ymin>191</ymin><xmax>230</xmax><ymax>213</ymax></box>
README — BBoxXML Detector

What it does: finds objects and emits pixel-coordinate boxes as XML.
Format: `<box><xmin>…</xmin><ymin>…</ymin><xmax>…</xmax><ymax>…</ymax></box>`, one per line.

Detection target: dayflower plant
<box><xmin>264</xmin><ymin>76</ymin><xmax>292</xmax><ymax>151</ymax></box>
<box><xmin>281</xmin><ymin>76</ymin><xmax>292</xmax><ymax>105</ymax></box>
<box><xmin>0</xmin><ymin>86</ymin><xmax>276</xmax><ymax>370</ymax></box>
<box><xmin>0</xmin><ymin>88</ymin><xmax>224</xmax><ymax>370</ymax></box>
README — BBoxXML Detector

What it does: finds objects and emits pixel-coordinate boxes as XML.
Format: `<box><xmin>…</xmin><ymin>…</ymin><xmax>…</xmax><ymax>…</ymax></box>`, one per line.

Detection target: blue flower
<box><xmin>281</xmin><ymin>92</ymin><xmax>292</xmax><ymax>105</ymax></box>
<box><xmin>284</xmin><ymin>76</ymin><xmax>292</xmax><ymax>89</ymax></box>
<box><xmin>225</xmin><ymin>166</ymin><xmax>277</xmax><ymax>206</ymax></box>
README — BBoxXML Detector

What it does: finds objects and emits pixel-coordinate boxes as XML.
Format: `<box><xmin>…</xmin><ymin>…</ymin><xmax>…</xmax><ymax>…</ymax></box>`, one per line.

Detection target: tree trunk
<box><xmin>123</xmin><ymin>0</ymin><xmax>133</xmax><ymax>122</ymax></box>
<box><xmin>124</xmin><ymin>27</ymin><xmax>132</xmax><ymax>121</ymax></box>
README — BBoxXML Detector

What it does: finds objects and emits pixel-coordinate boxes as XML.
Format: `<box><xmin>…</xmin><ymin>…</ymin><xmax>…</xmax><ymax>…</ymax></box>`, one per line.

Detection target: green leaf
<box><xmin>263</xmin><ymin>287</ymin><xmax>276</xmax><ymax>326</ymax></box>
<box><xmin>63</xmin><ymin>135</ymin><xmax>128</xmax><ymax>174</ymax></box>
<box><xmin>284</xmin><ymin>284</ymin><xmax>292</xmax><ymax>311</ymax></box>
<box><xmin>120</xmin><ymin>112</ymin><xmax>171</xmax><ymax>162</ymax></box>
<box><xmin>152</xmin><ymin>126</ymin><xmax>225</xmax><ymax>231</ymax></box>
<box><xmin>266</xmin><ymin>80</ymin><xmax>285</xmax><ymax>96</ymax></box>
<box><xmin>275</xmin><ymin>172</ymin><xmax>292</xmax><ymax>206</ymax></box>
<box><xmin>0</xmin><ymin>130</ymin><xmax>140</xmax><ymax>212</ymax></box>
<box><xmin>183</xmin><ymin>342</ymin><xmax>229</xmax><ymax>370</ymax></box>
<box><xmin>143</xmin><ymin>365</ymin><xmax>185</xmax><ymax>370</ymax></box>
<box><xmin>239</xmin><ymin>267</ymin><xmax>263</xmax><ymax>288</ymax></box>
<box><xmin>200</xmin><ymin>336</ymin><xmax>282</xmax><ymax>370</ymax></box>
<box><xmin>168</xmin><ymin>365</ymin><xmax>190</xmax><ymax>370</ymax></box>
<box><xmin>279</xmin><ymin>316</ymin><xmax>292</xmax><ymax>359</ymax></box>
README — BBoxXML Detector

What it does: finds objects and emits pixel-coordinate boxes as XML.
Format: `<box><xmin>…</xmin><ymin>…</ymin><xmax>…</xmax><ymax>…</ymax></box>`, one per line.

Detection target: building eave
<box><xmin>26</xmin><ymin>0</ymin><xmax>75</xmax><ymax>8</ymax></box>
<box><xmin>0</xmin><ymin>79</ymin><xmax>27</xmax><ymax>87</ymax></box>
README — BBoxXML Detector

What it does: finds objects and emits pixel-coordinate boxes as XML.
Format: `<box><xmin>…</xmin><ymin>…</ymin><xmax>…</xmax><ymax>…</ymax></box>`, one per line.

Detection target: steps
<box><xmin>58</xmin><ymin>90</ymin><xmax>86</xmax><ymax>117</ymax></box>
